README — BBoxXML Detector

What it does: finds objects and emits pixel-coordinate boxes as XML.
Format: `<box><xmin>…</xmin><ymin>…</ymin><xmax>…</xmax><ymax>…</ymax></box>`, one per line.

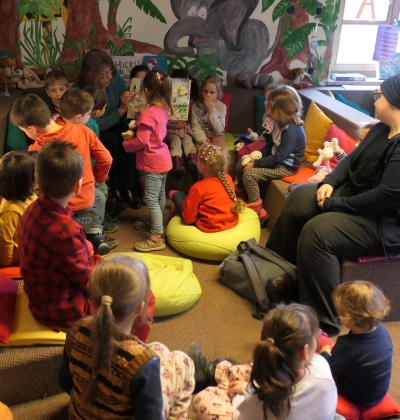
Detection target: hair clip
<box><xmin>156</xmin><ymin>72</ymin><xmax>161</xmax><ymax>80</ymax></box>
<box><xmin>101</xmin><ymin>295</ymin><xmax>113</xmax><ymax>307</ymax></box>
<box><xmin>267</xmin><ymin>337</ymin><xmax>274</xmax><ymax>344</ymax></box>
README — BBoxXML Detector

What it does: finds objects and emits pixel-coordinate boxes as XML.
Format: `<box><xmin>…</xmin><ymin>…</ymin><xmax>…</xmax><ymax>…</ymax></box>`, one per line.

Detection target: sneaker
<box><xmin>86</xmin><ymin>234</ymin><xmax>110</xmax><ymax>256</ymax></box>
<box><xmin>134</xmin><ymin>233</ymin><xmax>165</xmax><ymax>252</ymax></box>
<box><xmin>102</xmin><ymin>221</ymin><xmax>119</xmax><ymax>234</ymax></box>
<box><xmin>134</xmin><ymin>218</ymin><xmax>152</xmax><ymax>232</ymax></box>
<box><xmin>104</xmin><ymin>235</ymin><xmax>119</xmax><ymax>250</ymax></box>
<box><xmin>104</xmin><ymin>213</ymin><xmax>119</xmax><ymax>224</ymax></box>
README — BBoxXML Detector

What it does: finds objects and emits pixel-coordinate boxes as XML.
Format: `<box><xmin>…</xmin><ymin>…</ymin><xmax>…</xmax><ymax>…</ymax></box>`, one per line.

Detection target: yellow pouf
<box><xmin>166</xmin><ymin>207</ymin><xmax>261</xmax><ymax>261</ymax></box>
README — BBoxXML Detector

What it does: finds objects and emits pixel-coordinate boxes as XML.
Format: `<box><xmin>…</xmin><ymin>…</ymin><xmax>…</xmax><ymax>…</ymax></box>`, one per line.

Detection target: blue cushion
<box><xmin>254</xmin><ymin>95</ymin><xmax>266</xmax><ymax>136</ymax></box>
<box><xmin>333</xmin><ymin>93</ymin><xmax>371</xmax><ymax>116</ymax></box>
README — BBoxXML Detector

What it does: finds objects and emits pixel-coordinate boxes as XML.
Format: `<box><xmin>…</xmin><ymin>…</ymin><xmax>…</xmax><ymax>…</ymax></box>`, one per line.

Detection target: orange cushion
<box><xmin>282</xmin><ymin>167</ymin><xmax>315</xmax><ymax>184</ymax></box>
<box><xmin>0</xmin><ymin>274</ymin><xmax>18</xmax><ymax>344</ymax></box>
<box><xmin>0</xmin><ymin>266</ymin><xmax>22</xmax><ymax>279</ymax></box>
<box><xmin>360</xmin><ymin>393</ymin><xmax>400</xmax><ymax>420</ymax></box>
<box><xmin>304</xmin><ymin>101</ymin><xmax>334</xmax><ymax>163</ymax></box>
<box><xmin>337</xmin><ymin>394</ymin><xmax>361</xmax><ymax>420</ymax></box>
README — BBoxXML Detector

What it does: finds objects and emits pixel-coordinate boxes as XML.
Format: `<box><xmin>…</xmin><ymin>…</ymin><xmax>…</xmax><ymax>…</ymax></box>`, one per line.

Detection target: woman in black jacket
<box><xmin>267</xmin><ymin>73</ymin><xmax>400</xmax><ymax>335</ymax></box>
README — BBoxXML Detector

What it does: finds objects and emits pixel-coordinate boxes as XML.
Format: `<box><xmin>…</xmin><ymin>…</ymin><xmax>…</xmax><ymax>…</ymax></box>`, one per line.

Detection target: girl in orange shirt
<box><xmin>169</xmin><ymin>144</ymin><xmax>244</xmax><ymax>232</ymax></box>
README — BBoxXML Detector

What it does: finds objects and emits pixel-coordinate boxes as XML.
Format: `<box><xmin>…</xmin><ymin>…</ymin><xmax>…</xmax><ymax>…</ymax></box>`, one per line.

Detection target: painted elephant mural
<box><xmin>164</xmin><ymin>0</ymin><xmax>283</xmax><ymax>77</ymax></box>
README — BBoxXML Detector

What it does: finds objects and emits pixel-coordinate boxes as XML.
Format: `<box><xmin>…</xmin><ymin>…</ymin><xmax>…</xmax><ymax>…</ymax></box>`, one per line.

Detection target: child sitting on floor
<box><xmin>170</xmin><ymin>144</ymin><xmax>244</xmax><ymax>232</ymax></box>
<box><xmin>190</xmin><ymin>303</ymin><xmax>337</xmax><ymax>420</ymax></box>
<box><xmin>58</xmin><ymin>255</ymin><xmax>195</xmax><ymax>420</ymax></box>
<box><xmin>0</xmin><ymin>151</ymin><xmax>37</xmax><ymax>266</ymax></box>
<box><xmin>320</xmin><ymin>281</ymin><xmax>392</xmax><ymax>406</ymax></box>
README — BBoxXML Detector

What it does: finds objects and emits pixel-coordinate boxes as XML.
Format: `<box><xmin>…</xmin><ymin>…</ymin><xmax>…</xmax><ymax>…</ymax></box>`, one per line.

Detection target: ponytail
<box><xmin>217</xmin><ymin>171</ymin><xmax>245</xmax><ymax>213</ymax></box>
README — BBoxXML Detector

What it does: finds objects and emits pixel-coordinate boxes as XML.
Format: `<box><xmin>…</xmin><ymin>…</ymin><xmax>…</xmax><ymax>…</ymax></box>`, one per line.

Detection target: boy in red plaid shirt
<box><xmin>18</xmin><ymin>141</ymin><xmax>102</xmax><ymax>331</ymax></box>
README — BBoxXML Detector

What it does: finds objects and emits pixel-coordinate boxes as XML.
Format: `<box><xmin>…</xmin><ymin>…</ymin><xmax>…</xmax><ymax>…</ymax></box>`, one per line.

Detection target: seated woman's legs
<box><xmin>297</xmin><ymin>211</ymin><xmax>383</xmax><ymax>332</ymax></box>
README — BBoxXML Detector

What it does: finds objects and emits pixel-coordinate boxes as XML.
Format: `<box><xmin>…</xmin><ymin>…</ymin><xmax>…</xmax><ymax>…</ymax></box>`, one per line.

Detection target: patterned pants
<box><xmin>236</xmin><ymin>161</ymin><xmax>292</xmax><ymax>203</ymax></box>
<box><xmin>148</xmin><ymin>342</ymin><xmax>195</xmax><ymax>420</ymax></box>
<box><xmin>192</xmin><ymin>361</ymin><xmax>252</xmax><ymax>420</ymax></box>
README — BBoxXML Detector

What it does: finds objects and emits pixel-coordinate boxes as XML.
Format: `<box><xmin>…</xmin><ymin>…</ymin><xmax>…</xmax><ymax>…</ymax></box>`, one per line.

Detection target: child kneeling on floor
<box><xmin>58</xmin><ymin>255</ymin><xmax>195</xmax><ymax>420</ymax></box>
<box><xmin>320</xmin><ymin>281</ymin><xmax>392</xmax><ymax>407</ymax></box>
<box><xmin>236</xmin><ymin>85</ymin><xmax>306</xmax><ymax>223</ymax></box>
<box><xmin>170</xmin><ymin>144</ymin><xmax>245</xmax><ymax>232</ymax></box>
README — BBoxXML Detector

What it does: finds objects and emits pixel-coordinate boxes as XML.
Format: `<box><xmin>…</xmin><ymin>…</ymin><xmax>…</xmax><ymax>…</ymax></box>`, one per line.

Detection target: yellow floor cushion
<box><xmin>166</xmin><ymin>207</ymin><xmax>261</xmax><ymax>261</ymax></box>
<box><xmin>105</xmin><ymin>253</ymin><xmax>202</xmax><ymax>317</ymax></box>
<box><xmin>0</xmin><ymin>284</ymin><xmax>66</xmax><ymax>347</ymax></box>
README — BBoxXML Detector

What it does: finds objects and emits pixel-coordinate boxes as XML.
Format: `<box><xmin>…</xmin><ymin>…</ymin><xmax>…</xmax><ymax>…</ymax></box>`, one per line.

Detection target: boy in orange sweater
<box><xmin>11</xmin><ymin>94</ymin><xmax>113</xmax><ymax>255</ymax></box>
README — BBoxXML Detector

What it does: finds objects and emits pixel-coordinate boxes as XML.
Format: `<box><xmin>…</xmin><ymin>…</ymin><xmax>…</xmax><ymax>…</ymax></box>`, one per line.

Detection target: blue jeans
<box><xmin>145</xmin><ymin>172</ymin><xmax>167</xmax><ymax>235</ymax></box>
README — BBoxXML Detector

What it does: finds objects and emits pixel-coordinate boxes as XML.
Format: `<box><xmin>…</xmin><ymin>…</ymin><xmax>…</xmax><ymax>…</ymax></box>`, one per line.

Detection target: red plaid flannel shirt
<box><xmin>18</xmin><ymin>195</ymin><xmax>102</xmax><ymax>332</ymax></box>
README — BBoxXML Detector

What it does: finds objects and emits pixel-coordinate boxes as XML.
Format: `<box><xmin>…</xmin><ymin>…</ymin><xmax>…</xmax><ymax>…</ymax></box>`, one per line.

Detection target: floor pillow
<box><xmin>282</xmin><ymin>167</ymin><xmax>316</xmax><ymax>184</ymax></box>
<box><xmin>0</xmin><ymin>266</ymin><xmax>22</xmax><ymax>279</ymax></box>
<box><xmin>0</xmin><ymin>275</ymin><xmax>18</xmax><ymax>344</ymax></box>
<box><xmin>166</xmin><ymin>207</ymin><xmax>261</xmax><ymax>261</ymax></box>
<box><xmin>105</xmin><ymin>252</ymin><xmax>202</xmax><ymax>317</ymax></box>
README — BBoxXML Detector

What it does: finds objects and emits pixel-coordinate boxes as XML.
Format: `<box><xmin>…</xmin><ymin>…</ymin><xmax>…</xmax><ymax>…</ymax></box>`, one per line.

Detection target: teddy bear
<box><xmin>288</xmin><ymin>68</ymin><xmax>311</xmax><ymax>90</ymax></box>
<box><xmin>0</xmin><ymin>57</ymin><xmax>23</xmax><ymax>91</ymax></box>
<box><xmin>17</xmin><ymin>66</ymin><xmax>45</xmax><ymax>89</ymax></box>
<box><xmin>241</xmin><ymin>150</ymin><xmax>262</xmax><ymax>167</ymax></box>
<box><xmin>121</xmin><ymin>120</ymin><xmax>137</xmax><ymax>142</ymax></box>
<box><xmin>237</xmin><ymin>73</ymin><xmax>275</xmax><ymax>90</ymax></box>
<box><xmin>313</xmin><ymin>138</ymin><xmax>340</xmax><ymax>173</ymax></box>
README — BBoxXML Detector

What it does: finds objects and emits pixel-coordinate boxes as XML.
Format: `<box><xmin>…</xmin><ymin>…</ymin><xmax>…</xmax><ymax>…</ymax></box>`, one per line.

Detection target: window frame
<box><xmin>330</xmin><ymin>0</ymin><xmax>400</xmax><ymax>75</ymax></box>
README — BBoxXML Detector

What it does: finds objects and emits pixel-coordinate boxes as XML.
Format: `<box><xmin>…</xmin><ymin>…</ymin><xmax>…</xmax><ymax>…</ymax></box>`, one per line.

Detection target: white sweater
<box><xmin>234</xmin><ymin>355</ymin><xmax>337</xmax><ymax>420</ymax></box>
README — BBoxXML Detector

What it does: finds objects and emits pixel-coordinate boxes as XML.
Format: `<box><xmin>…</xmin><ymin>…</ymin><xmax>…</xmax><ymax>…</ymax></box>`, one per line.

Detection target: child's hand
<box><xmin>320</xmin><ymin>345</ymin><xmax>333</xmax><ymax>355</ymax></box>
<box><xmin>204</xmin><ymin>96</ymin><xmax>215</xmax><ymax>114</ymax></box>
<box><xmin>243</xmin><ymin>162</ymin><xmax>254</xmax><ymax>172</ymax></box>
<box><xmin>200</xmin><ymin>139</ymin><xmax>209</xmax><ymax>147</ymax></box>
<box><xmin>174</xmin><ymin>121</ymin><xmax>186</xmax><ymax>130</ymax></box>
<box><xmin>228</xmin><ymin>381</ymin><xmax>245</xmax><ymax>395</ymax></box>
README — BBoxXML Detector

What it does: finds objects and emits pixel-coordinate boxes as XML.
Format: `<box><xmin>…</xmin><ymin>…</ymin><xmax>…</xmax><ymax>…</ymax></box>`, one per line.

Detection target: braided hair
<box><xmin>199</xmin><ymin>144</ymin><xmax>245</xmax><ymax>213</ymax></box>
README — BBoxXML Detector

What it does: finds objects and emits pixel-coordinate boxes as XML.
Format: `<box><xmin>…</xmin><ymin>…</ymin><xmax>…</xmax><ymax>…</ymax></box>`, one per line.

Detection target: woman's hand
<box><xmin>243</xmin><ymin>162</ymin><xmax>254</xmax><ymax>172</ymax></box>
<box><xmin>204</xmin><ymin>96</ymin><xmax>215</xmax><ymax>114</ymax></box>
<box><xmin>119</xmin><ymin>91</ymin><xmax>134</xmax><ymax>114</ymax></box>
<box><xmin>228</xmin><ymin>381</ymin><xmax>245</xmax><ymax>395</ymax></box>
<box><xmin>316</xmin><ymin>184</ymin><xmax>333</xmax><ymax>207</ymax></box>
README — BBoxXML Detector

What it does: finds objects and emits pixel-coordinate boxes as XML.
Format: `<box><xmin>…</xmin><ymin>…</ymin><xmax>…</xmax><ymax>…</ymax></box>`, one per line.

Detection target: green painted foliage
<box><xmin>116</xmin><ymin>17</ymin><xmax>132</xmax><ymax>38</ymax></box>
<box><xmin>272</xmin><ymin>0</ymin><xmax>291</xmax><ymax>22</ymax></box>
<box><xmin>261</xmin><ymin>0</ymin><xmax>275</xmax><ymax>13</ymax></box>
<box><xmin>280</xmin><ymin>23</ymin><xmax>315</xmax><ymax>60</ymax></box>
<box><xmin>107</xmin><ymin>39</ymin><xmax>134</xmax><ymax>56</ymax></box>
<box><xmin>134</xmin><ymin>0</ymin><xmax>167</xmax><ymax>24</ymax></box>
<box><xmin>17</xmin><ymin>0</ymin><xmax>62</xmax><ymax>20</ymax></box>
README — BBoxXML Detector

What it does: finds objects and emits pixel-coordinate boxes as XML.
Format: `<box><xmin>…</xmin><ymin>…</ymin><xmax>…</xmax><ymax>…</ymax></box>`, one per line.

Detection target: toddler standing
<box><xmin>191</xmin><ymin>75</ymin><xmax>226</xmax><ymax>149</ymax></box>
<box><xmin>123</xmin><ymin>71</ymin><xmax>173</xmax><ymax>251</ymax></box>
<box><xmin>320</xmin><ymin>281</ymin><xmax>392</xmax><ymax>406</ymax></box>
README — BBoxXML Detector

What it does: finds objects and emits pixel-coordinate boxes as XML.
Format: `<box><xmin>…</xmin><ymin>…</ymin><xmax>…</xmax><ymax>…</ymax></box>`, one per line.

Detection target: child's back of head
<box><xmin>59</xmin><ymin>88</ymin><xmax>94</xmax><ymax>122</ymax></box>
<box><xmin>142</xmin><ymin>70</ymin><xmax>173</xmax><ymax>112</ymax></box>
<box><xmin>10</xmin><ymin>94</ymin><xmax>53</xmax><ymax>130</ymax></box>
<box><xmin>83</xmin><ymin>87</ymin><xmax>108</xmax><ymax>114</ymax></box>
<box><xmin>130</xmin><ymin>64</ymin><xmax>149</xmax><ymax>79</ymax></box>
<box><xmin>37</xmin><ymin>140</ymin><xmax>83</xmax><ymax>199</ymax></box>
<box><xmin>0</xmin><ymin>151</ymin><xmax>35</xmax><ymax>202</ymax></box>
<box><xmin>332</xmin><ymin>280</ymin><xmax>390</xmax><ymax>331</ymax></box>
<box><xmin>267</xmin><ymin>85</ymin><xmax>303</xmax><ymax>126</ymax></box>
<box><xmin>251</xmin><ymin>303</ymin><xmax>319</xmax><ymax>419</ymax></box>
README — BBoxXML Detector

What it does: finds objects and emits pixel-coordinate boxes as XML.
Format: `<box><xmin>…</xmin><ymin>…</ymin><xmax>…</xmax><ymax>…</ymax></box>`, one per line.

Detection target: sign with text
<box><xmin>112</xmin><ymin>54</ymin><xmax>146</xmax><ymax>86</ymax></box>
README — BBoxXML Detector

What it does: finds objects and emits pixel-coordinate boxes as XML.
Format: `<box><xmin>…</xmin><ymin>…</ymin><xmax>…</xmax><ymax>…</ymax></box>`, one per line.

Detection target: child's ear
<box><xmin>73</xmin><ymin>178</ymin><xmax>83</xmax><ymax>196</ymax></box>
<box><xmin>45</xmin><ymin>89</ymin><xmax>50</xmax><ymax>97</ymax></box>
<box><xmin>135</xmin><ymin>301</ymin><xmax>145</xmax><ymax>316</ymax></box>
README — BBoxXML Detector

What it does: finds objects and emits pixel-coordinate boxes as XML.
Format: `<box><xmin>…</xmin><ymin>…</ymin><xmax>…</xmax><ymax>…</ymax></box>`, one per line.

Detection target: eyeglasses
<box><xmin>99</xmin><ymin>70</ymin><xmax>113</xmax><ymax>79</ymax></box>
<box><xmin>373</xmin><ymin>92</ymin><xmax>382</xmax><ymax>101</ymax></box>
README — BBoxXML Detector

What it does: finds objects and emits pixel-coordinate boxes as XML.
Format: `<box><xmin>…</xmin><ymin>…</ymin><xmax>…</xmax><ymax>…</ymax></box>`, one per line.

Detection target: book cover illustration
<box><xmin>127</xmin><ymin>78</ymin><xmax>147</xmax><ymax>119</ymax></box>
<box><xmin>169</xmin><ymin>78</ymin><xmax>192</xmax><ymax>121</ymax></box>
<box><xmin>144</xmin><ymin>56</ymin><xmax>168</xmax><ymax>73</ymax></box>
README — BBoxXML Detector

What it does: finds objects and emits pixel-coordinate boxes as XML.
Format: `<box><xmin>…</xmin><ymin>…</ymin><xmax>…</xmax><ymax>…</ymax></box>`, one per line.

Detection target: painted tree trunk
<box><xmin>259</xmin><ymin>0</ymin><xmax>312</xmax><ymax>80</ymax></box>
<box><xmin>0</xmin><ymin>0</ymin><xmax>22</xmax><ymax>67</ymax></box>
<box><xmin>60</xmin><ymin>0</ymin><xmax>161</xmax><ymax>63</ymax></box>
<box><xmin>107</xmin><ymin>0</ymin><xmax>121</xmax><ymax>35</ymax></box>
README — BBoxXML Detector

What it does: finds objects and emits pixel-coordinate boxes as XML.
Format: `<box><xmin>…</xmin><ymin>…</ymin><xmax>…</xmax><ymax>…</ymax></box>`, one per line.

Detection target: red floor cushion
<box><xmin>282</xmin><ymin>167</ymin><xmax>315</xmax><ymax>184</ymax></box>
<box><xmin>0</xmin><ymin>274</ymin><xmax>18</xmax><ymax>344</ymax></box>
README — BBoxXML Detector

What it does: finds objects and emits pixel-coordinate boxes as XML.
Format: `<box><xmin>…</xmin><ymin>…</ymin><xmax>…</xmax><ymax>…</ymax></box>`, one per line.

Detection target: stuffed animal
<box><xmin>0</xmin><ymin>57</ymin><xmax>22</xmax><ymax>91</ymax></box>
<box><xmin>17</xmin><ymin>66</ymin><xmax>45</xmax><ymax>89</ymax></box>
<box><xmin>237</xmin><ymin>73</ymin><xmax>275</xmax><ymax>90</ymax></box>
<box><xmin>241</xmin><ymin>150</ymin><xmax>262</xmax><ymax>167</ymax></box>
<box><xmin>122</xmin><ymin>120</ymin><xmax>137</xmax><ymax>142</ymax></box>
<box><xmin>313</xmin><ymin>138</ymin><xmax>339</xmax><ymax>172</ymax></box>
<box><xmin>288</xmin><ymin>68</ymin><xmax>311</xmax><ymax>90</ymax></box>
<box><xmin>234</xmin><ymin>129</ymin><xmax>260</xmax><ymax>151</ymax></box>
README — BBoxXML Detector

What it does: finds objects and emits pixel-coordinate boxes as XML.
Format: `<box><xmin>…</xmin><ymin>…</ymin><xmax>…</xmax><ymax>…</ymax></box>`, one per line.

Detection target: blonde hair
<box><xmin>267</xmin><ymin>85</ymin><xmax>303</xmax><ymax>126</ymax></box>
<box><xmin>83</xmin><ymin>255</ymin><xmax>151</xmax><ymax>403</ymax></box>
<box><xmin>199</xmin><ymin>144</ymin><xmax>244</xmax><ymax>213</ymax></box>
<box><xmin>142</xmin><ymin>70</ymin><xmax>174</xmax><ymax>115</ymax></box>
<box><xmin>200</xmin><ymin>74</ymin><xmax>223</xmax><ymax>100</ymax></box>
<box><xmin>332</xmin><ymin>281</ymin><xmax>390</xmax><ymax>330</ymax></box>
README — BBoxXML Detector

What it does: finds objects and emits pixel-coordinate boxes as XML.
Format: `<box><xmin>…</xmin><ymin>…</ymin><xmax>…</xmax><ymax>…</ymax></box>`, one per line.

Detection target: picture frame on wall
<box><xmin>376</xmin><ymin>53</ymin><xmax>400</xmax><ymax>79</ymax></box>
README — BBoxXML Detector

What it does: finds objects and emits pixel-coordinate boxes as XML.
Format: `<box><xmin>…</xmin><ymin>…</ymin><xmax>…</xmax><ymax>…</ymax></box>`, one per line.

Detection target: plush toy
<box><xmin>313</xmin><ymin>138</ymin><xmax>339</xmax><ymax>172</ymax></box>
<box><xmin>122</xmin><ymin>120</ymin><xmax>137</xmax><ymax>142</ymax></box>
<box><xmin>234</xmin><ymin>129</ymin><xmax>260</xmax><ymax>151</ymax></box>
<box><xmin>17</xmin><ymin>66</ymin><xmax>45</xmax><ymax>89</ymax></box>
<box><xmin>289</xmin><ymin>68</ymin><xmax>311</xmax><ymax>90</ymax></box>
<box><xmin>0</xmin><ymin>57</ymin><xmax>22</xmax><ymax>91</ymax></box>
<box><xmin>241</xmin><ymin>150</ymin><xmax>262</xmax><ymax>167</ymax></box>
<box><xmin>237</xmin><ymin>73</ymin><xmax>275</xmax><ymax>90</ymax></box>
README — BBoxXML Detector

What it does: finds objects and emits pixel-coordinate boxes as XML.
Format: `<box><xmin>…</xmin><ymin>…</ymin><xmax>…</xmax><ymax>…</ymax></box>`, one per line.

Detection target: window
<box><xmin>331</xmin><ymin>0</ymin><xmax>400</xmax><ymax>75</ymax></box>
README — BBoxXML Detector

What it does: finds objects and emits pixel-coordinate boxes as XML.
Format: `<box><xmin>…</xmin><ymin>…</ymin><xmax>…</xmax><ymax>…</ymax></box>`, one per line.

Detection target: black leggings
<box><xmin>99</xmin><ymin>125</ymin><xmax>136</xmax><ymax>190</ymax></box>
<box><xmin>171</xmin><ymin>191</ymin><xmax>188</xmax><ymax>216</ymax></box>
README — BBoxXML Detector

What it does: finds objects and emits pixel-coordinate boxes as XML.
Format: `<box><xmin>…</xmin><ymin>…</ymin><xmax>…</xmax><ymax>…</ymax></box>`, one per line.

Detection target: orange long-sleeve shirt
<box><xmin>181</xmin><ymin>174</ymin><xmax>238</xmax><ymax>232</ymax></box>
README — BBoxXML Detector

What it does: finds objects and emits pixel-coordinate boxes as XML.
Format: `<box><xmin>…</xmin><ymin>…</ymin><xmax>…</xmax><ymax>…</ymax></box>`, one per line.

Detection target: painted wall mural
<box><xmin>0</xmin><ymin>0</ymin><xmax>340</xmax><ymax>86</ymax></box>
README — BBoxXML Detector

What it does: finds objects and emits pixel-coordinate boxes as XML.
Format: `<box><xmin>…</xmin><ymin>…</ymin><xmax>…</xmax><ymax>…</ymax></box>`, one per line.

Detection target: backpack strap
<box><xmin>238</xmin><ymin>253</ymin><xmax>270</xmax><ymax>313</ymax></box>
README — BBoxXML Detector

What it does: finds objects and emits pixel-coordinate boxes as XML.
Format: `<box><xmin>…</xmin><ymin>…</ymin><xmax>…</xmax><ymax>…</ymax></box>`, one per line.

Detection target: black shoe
<box><xmin>86</xmin><ymin>234</ymin><xmax>110</xmax><ymax>256</ymax></box>
<box><xmin>188</xmin><ymin>343</ymin><xmax>220</xmax><ymax>393</ymax></box>
<box><xmin>110</xmin><ymin>188</ymin><xmax>125</xmax><ymax>203</ymax></box>
<box><xmin>121</xmin><ymin>189</ymin><xmax>142</xmax><ymax>210</ymax></box>
<box><xmin>102</xmin><ymin>221</ymin><xmax>119</xmax><ymax>234</ymax></box>
<box><xmin>104</xmin><ymin>213</ymin><xmax>119</xmax><ymax>224</ymax></box>
<box><xmin>104</xmin><ymin>235</ymin><xmax>119</xmax><ymax>250</ymax></box>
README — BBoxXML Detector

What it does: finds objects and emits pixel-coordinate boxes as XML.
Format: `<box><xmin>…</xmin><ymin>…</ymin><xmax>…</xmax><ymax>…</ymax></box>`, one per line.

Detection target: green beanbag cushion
<box><xmin>333</xmin><ymin>93</ymin><xmax>371</xmax><ymax>116</ymax></box>
<box><xmin>105</xmin><ymin>252</ymin><xmax>201</xmax><ymax>317</ymax></box>
<box><xmin>166</xmin><ymin>207</ymin><xmax>261</xmax><ymax>261</ymax></box>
